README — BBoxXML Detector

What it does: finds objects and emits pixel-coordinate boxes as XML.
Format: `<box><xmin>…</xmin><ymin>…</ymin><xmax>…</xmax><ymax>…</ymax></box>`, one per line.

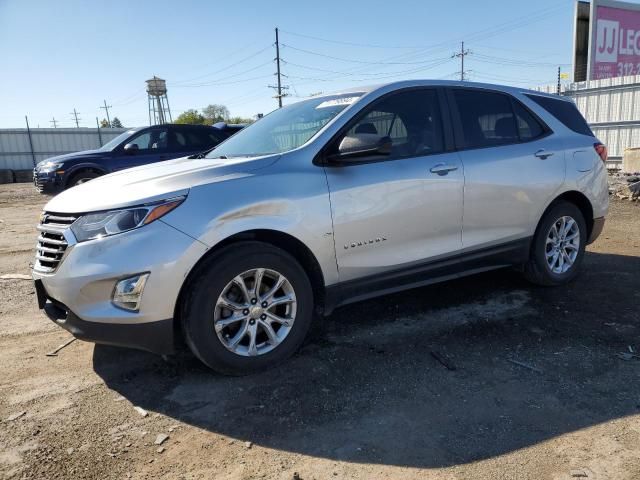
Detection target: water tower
<box><xmin>146</xmin><ymin>76</ymin><xmax>172</xmax><ymax>125</ymax></box>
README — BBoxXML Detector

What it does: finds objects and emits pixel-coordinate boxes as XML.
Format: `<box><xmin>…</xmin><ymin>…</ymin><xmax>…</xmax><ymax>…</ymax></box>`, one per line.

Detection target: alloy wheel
<box><xmin>213</xmin><ymin>268</ymin><xmax>297</xmax><ymax>356</ymax></box>
<box><xmin>545</xmin><ymin>216</ymin><xmax>580</xmax><ymax>274</ymax></box>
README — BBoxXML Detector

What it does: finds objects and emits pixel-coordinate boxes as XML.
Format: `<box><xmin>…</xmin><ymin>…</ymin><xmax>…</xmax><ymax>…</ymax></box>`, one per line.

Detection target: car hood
<box><xmin>44</xmin><ymin>154</ymin><xmax>280</xmax><ymax>213</ymax></box>
<box><xmin>36</xmin><ymin>150</ymin><xmax>104</xmax><ymax>166</ymax></box>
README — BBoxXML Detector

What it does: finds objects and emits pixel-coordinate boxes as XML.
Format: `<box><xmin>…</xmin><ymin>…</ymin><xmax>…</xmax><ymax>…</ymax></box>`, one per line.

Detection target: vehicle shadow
<box><xmin>93</xmin><ymin>251</ymin><xmax>640</xmax><ymax>468</ymax></box>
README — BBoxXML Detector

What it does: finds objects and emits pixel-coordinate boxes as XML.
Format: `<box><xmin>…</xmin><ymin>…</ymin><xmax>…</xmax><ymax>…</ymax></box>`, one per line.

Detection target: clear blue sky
<box><xmin>0</xmin><ymin>0</ymin><xmax>578</xmax><ymax>129</ymax></box>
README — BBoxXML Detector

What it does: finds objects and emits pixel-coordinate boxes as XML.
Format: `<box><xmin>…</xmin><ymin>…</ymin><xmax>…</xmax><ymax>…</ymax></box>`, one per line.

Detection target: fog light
<box><xmin>112</xmin><ymin>273</ymin><xmax>149</xmax><ymax>311</ymax></box>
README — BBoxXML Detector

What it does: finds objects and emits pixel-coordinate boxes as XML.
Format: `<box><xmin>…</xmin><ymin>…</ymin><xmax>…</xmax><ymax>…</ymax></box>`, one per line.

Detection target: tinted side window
<box><xmin>172</xmin><ymin>131</ymin><xmax>188</xmax><ymax>149</ymax></box>
<box><xmin>197</xmin><ymin>130</ymin><xmax>223</xmax><ymax>147</ymax></box>
<box><xmin>343</xmin><ymin>89</ymin><xmax>444</xmax><ymax>160</ymax></box>
<box><xmin>128</xmin><ymin>128</ymin><xmax>169</xmax><ymax>152</ymax></box>
<box><xmin>525</xmin><ymin>94</ymin><xmax>593</xmax><ymax>136</ymax></box>
<box><xmin>513</xmin><ymin>100</ymin><xmax>545</xmax><ymax>141</ymax></box>
<box><xmin>452</xmin><ymin>90</ymin><xmax>518</xmax><ymax>149</ymax></box>
<box><xmin>171</xmin><ymin>129</ymin><xmax>222</xmax><ymax>151</ymax></box>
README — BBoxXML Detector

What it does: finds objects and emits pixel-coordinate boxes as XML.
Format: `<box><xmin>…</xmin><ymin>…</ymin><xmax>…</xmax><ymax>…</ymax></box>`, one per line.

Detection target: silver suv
<box><xmin>32</xmin><ymin>81</ymin><xmax>609</xmax><ymax>375</ymax></box>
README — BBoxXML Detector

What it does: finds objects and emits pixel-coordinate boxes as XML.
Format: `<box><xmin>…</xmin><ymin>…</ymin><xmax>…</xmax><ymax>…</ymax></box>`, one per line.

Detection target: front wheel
<box><xmin>182</xmin><ymin>242</ymin><xmax>314</xmax><ymax>375</ymax></box>
<box><xmin>523</xmin><ymin>201</ymin><xmax>587</xmax><ymax>286</ymax></box>
<box><xmin>68</xmin><ymin>171</ymin><xmax>100</xmax><ymax>188</ymax></box>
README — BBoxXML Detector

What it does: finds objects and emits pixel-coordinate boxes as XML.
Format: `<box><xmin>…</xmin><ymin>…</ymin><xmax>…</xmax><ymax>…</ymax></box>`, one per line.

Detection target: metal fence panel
<box><xmin>0</xmin><ymin>128</ymin><xmax>127</xmax><ymax>170</ymax></box>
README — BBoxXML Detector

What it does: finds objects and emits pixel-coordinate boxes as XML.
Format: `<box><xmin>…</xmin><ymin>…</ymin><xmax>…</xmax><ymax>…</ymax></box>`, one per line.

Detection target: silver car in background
<box><xmin>32</xmin><ymin>80</ymin><xmax>609</xmax><ymax>375</ymax></box>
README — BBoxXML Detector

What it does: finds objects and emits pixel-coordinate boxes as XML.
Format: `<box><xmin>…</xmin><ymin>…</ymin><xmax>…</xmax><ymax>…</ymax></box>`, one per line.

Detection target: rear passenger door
<box><xmin>170</xmin><ymin>127</ymin><xmax>225</xmax><ymax>157</ymax></box>
<box><xmin>447</xmin><ymin>88</ymin><xmax>565</xmax><ymax>250</ymax></box>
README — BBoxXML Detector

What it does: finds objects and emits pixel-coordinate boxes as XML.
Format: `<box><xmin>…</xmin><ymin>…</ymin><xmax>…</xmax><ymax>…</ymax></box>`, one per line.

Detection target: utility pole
<box><xmin>100</xmin><ymin>100</ymin><xmax>112</xmax><ymax>127</ymax></box>
<box><xmin>269</xmin><ymin>27</ymin><xmax>289</xmax><ymax>108</ymax></box>
<box><xmin>70</xmin><ymin>108</ymin><xmax>81</xmax><ymax>128</ymax></box>
<box><xmin>557</xmin><ymin>66</ymin><xmax>561</xmax><ymax>95</ymax></box>
<box><xmin>452</xmin><ymin>41</ymin><xmax>471</xmax><ymax>81</ymax></box>
<box><xmin>95</xmin><ymin>117</ymin><xmax>103</xmax><ymax>146</ymax></box>
<box><xmin>50</xmin><ymin>117</ymin><xmax>59</xmax><ymax>128</ymax></box>
<box><xmin>25</xmin><ymin>116</ymin><xmax>36</xmax><ymax>167</ymax></box>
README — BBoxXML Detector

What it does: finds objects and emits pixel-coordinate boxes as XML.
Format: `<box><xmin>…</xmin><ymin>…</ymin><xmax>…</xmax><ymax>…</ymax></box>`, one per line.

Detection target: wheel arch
<box><xmin>64</xmin><ymin>164</ymin><xmax>108</xmax><ymax>188</ymax></box>
<box><xmin>540</xmin><ymin>190</ymin><xmax>594</xmax><ymax>239</ymax></box>
<box><xmin>173</xmin><ymin>229</ymin><xmax>327</xmax><ymax>341</ymax></box>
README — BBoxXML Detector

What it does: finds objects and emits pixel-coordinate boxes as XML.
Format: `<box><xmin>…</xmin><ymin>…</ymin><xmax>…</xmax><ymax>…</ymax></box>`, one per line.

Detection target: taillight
<box><xmin>594</xmin><ymin>142</ymin><xmax>607</xmax><ymax>163</ymax></box>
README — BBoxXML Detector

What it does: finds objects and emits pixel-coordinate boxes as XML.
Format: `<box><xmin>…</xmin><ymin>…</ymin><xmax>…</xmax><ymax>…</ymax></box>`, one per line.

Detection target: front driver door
<box><xmin>115</xmin><ymin>127</ymin><xmax>170</xmax><ymax>171</ymax></box>
<box><xmin>323</xmin><ymin>88</ymin><xmax>464</xmax><ymax>282</ymax></box>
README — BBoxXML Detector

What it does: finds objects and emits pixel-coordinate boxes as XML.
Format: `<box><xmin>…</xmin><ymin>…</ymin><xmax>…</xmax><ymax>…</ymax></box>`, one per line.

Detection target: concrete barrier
<box><xmin>14</xmin><ymin>170</ymin><xmax>33</xmax><ymax>183</ymax></box>
<box><xmin>623</xmin><ymin>148</ymin><xmax>640</xmax><ymax>173</ymax></box>
<box><xmin>0</xmin><ymin>170</ymin><xmax>14</xmax><ymax>184</ymax></box>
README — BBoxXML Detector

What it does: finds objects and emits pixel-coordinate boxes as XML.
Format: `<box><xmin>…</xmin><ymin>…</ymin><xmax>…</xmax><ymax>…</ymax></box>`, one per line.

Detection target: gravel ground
<box><xmin>0</xmin><ymin>183</ymin><xmax>639</xmax><ymax>480</ymax></box>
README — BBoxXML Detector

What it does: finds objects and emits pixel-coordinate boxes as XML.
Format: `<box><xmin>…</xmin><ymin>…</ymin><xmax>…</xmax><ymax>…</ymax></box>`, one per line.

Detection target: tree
<box><xmin>202</xmin><ymin>104</ymin><xmax>229</xmax><ymax>125</ymax></box>
<box><xmin>99</xmin><ymin>118</ymin><xmax>110</xmax><ymax>128</ymax></box>
<box><xmin>111</xmin><ymin>117</ymin><xmax>124</xmax><ymax>128</ymax></box>
<box><xmin>227</xmin><ymin>116</ymin><xmax>254</xmax><ymax>125</ymax></box>
<box><xmin>175</xmin><ymin>109</ymin><xmax>206</xmax><ymax>125</ymax></box>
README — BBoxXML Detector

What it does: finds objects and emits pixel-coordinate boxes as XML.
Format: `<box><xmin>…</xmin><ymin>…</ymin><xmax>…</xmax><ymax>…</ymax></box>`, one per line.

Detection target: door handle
<box><xmin>534</xmin><ymin>149</ymin><xmax>554</xmax><ymax>160</ymax></box>
<box><xmin>430</xmin><ymin>163</ymin><xmax>458</xmax><ymax>176</ymax></box>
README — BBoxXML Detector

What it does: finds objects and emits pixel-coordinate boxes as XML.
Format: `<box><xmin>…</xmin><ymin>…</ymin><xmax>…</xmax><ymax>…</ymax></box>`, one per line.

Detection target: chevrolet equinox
<box><xmin>32</xmin><ymin>81</ymin><xmax>609</xmax><ymax>375</ymax></box>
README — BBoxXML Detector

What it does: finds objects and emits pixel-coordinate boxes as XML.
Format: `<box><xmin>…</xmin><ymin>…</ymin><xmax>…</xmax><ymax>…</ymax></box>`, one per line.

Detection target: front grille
<box><xmin>34</xmin><ymin>213</ymin><xmax>77</xmax><ymax>273</ymax></box>
<box><xmin>33</xmin><ymin>169</ymin><xmax>44</xmax><ymax>192</ymax></box>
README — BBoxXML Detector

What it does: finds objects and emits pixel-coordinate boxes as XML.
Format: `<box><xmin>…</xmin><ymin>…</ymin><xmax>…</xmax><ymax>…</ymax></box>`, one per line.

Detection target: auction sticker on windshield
<box><xmin>316</xmin><ymin>96</ymin><xmax>361</xmax><ymax>109</ymax></box>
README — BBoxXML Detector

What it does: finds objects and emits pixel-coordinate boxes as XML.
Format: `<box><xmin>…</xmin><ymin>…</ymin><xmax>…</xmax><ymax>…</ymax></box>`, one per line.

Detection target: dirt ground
<box><xmin>0</xmin><ymin>183</ymin><xmax>639</xmax><ymax>480</ymax></box>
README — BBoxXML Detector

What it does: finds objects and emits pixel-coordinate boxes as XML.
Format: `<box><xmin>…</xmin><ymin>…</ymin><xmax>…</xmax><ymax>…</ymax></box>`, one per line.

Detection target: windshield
<box><xmin>98</xmin><ymin>130</ymin><xmax>137</xmax><ymax>152</ymax></box>
<box><xmin>206</xmin><ymin>93</ymin><xmax>363</xmax><ymax>158</ymax></box>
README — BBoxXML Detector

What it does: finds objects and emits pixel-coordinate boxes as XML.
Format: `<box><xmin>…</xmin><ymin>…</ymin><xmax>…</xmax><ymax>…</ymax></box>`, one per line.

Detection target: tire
<box><xmin>182</xmin><ymin>241</ymin><xmax>314</xmax><ymax>375</ymax></box>
<box><xmin>68</xmin><ymin>170</ymin><xmax>100</xmax><ymax>188</ymax></box>
<box><xmin>523</xmin><ymin>201</ymin><xmax>587</xmax><ymax>286</ymax></box>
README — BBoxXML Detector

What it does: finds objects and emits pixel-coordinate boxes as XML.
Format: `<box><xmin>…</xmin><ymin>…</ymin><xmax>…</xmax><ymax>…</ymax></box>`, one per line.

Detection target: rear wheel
<box><xmin>68</xmin><ymin>170</ymin><xmax>100</xmax><ymax>188</ymax></box>
<box><xmin>523</xmin><ymin>201</ymin><xmax>587</xmax><ymax>286</ymax></box>
<box><xmin>182</xmin><ymin>242</ymin><xmax>314</xmax><ymax>375</ymax></box>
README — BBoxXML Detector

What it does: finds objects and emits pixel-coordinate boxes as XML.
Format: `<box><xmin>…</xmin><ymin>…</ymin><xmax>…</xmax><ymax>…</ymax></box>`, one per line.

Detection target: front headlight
<box><xmin>70</xmin><ymin>196</ymin><xmax>185</xmax><ymax>242</ymax></box>
<box><xmin>38</xmin><ymin>161</ymin><xmax>64</xmax><ymax>172</ymax></box>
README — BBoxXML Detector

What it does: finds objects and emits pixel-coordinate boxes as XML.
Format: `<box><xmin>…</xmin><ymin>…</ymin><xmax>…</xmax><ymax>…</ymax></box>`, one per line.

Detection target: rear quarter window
<box><xmin>525</xmin><ymin>94</ymin><xmax>593</xmax><ymax>137</ymax></box>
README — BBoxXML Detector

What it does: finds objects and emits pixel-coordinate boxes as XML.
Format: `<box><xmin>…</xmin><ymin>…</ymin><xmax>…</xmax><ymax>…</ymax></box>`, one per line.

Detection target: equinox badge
<box><xmin>344</xmin><ymin>237</ymin><xmax>387</xmax><ymax>250</ymax></box>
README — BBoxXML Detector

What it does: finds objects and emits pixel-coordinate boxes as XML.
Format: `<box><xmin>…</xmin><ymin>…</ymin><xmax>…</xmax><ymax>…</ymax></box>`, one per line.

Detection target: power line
<box><xmin>49</xmin><ymin>117</ymin><xmax>58</xmax><ymax>128</ymax></box>
<box><xmin>171</xmin><ymin>60</ymin><xmax>273</xmax><ymax>88</ymax></box>
<box><xmin>111</xmin><ymin>89</ymin><xmax>145</xmax><ymax>106</ymax></box>
<box><xmin>280</xmin><ymin>0</ymin><xmax>572</xmax><ymax>83</ymax></box>
<box><xmin>282</xmin><ymin>58</ymin><xmax>451</xmax><ymax>77</ymax></box>
<box><xmin>285</xmin><ymin>58</ymin><xmax>453</xmax><ymax>84</ymax></box>
<box><xmin>471</xmin><ymin>70</ymin><xmax>555</xmax><ymax>84</ymax></box>
<box><xmin>279</xmin><ymin>29</ymin><xmax>432</xmax><ymax>50</ymax></box>
<box><xmin>282</xmin><ymin>43</ymin><xmax>460</xmax><ymax>66</ymax></box>
<box><xmin>472</xmin><ymin>53</ymin><xmax>570</xmax><ymax>68</ymax></box>
<box><xmin>171</xmin><ymin>44</ymin><xmax>273</xmax><ymax>86</ymax></box>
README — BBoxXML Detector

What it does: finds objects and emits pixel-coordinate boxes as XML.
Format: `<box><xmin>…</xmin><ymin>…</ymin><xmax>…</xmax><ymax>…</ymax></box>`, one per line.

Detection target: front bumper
<box><xmin>32</xmin><ymin>219</ymin><xmax>208</xmax><ymax>354</ymax></box>
<box><xmin>33</xmin><ymin>169</ymin><xmax>64</xmax><ymax>193</ymax></box>
<box><xmin>37</xmin><ymin>280</ymin><xmax>174</xmax><ymax>354</ymax></box>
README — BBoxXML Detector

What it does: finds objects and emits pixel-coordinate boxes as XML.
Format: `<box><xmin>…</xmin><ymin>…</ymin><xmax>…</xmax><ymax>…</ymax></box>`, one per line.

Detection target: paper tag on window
<box><xmin>316</xmin><ymin>97</ymin><xmax>360</xmax><ymax>109</ymax></box>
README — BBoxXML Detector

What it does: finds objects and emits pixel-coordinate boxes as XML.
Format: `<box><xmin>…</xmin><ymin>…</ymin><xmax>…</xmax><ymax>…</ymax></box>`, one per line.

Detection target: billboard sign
<box><xmin>588</xmin><ymin>0</ymin><xmax>640</xmax><ymax>80</ymax></box>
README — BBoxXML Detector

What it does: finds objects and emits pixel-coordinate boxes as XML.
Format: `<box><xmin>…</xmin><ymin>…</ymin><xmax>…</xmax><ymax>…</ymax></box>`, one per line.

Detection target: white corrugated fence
<box><xmin>0</xmin><ymin>128</ymin><xmax>127</xmax><ymax>171</ymax></box>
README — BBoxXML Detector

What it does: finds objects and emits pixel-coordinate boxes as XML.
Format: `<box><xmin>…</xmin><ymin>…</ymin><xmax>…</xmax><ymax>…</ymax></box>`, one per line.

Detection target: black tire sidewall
<box><xmin>183</xmin><ymin>242</ymin><xmax>314</xmax><ymax>375</ymax></box>
<box><xmin>532</xmin><ymin>202</ymin><xmax>587</xmax><ymax>285</ymax></box>
<box><xmin>69</xmin><ymin>171</ymin><xmax>99</xmax><ymax>188</ymax></box>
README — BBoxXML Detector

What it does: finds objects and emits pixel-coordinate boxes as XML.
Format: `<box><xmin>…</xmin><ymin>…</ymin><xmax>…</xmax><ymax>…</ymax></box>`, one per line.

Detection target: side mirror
<box><xmin>329</xmin><ymin>134</ymin><xmax>392</xmax><ymax>162</ymax></box>
<box><xmin>124</xmin><ymin>143</ymin><xmax>139</xmax><ymax>154</ymax></box>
